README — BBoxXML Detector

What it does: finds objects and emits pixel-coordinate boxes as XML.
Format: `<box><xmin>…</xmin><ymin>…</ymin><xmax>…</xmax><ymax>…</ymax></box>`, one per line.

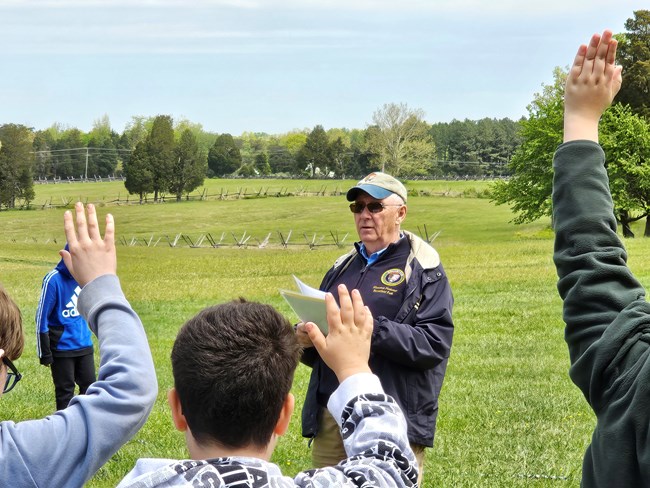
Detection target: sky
<box><xmin>0</xmin><ymin>0</ymin><xmax>645</xmax><ymax>136</ymax></box>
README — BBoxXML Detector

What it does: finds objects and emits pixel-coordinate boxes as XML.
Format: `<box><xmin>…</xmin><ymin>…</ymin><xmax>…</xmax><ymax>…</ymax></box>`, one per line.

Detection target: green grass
<box><xmin>3</xmin><ymin>179</ymin><xmax>649</xmax><ymax>487</ymax></box>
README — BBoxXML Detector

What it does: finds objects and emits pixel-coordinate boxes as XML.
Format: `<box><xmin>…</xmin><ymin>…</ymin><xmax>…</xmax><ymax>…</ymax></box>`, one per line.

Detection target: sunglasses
<box><xmin>3</xmin><ymin>356</ymin><xmax>22</xmax><ymax>394</ymax></box>
<box><xmin>349</xmin><ymin>202</ymin><xmax>403</xmax><ymax>214</ymax></box>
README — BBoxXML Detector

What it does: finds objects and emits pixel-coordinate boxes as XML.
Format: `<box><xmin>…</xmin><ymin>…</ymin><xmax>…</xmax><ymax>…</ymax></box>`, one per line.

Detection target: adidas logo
<box><xmin>62</xmin><ymin>286</ymin><xmax>81</xmax><ymax>318</ymax></box>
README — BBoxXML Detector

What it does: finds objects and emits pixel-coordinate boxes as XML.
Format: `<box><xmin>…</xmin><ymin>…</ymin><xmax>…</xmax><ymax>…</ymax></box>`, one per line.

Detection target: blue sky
<box><xmin>0</xmin><ymin>0</ymin><xmax>643</xmax><ymax>135</ymax></box>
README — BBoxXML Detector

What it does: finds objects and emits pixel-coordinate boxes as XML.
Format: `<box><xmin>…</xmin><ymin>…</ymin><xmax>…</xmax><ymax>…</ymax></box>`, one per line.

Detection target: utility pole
<box><xmin>85</xmin><ymin>147</ymin><xmax>89</xmax><ymax>180</ymax></box>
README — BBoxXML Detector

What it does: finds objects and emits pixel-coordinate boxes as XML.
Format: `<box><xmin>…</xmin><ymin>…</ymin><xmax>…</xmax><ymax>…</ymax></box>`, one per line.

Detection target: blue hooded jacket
<box><xmin>35</xmin><ymin>250</ymin><xmax>93</xmax><ymax>364</ymax></box>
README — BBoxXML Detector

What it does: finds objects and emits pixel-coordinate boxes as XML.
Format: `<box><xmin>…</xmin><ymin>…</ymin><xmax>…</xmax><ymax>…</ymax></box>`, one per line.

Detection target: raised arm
<box><xmin>553</xmin><ymin>31</ymin><xmax>650</xmax><ymax>486</ymax></box>
<box><xmin>0</xmin><ymin>203</ymin><xmax>158</xmax><ymax>487</ymax></box>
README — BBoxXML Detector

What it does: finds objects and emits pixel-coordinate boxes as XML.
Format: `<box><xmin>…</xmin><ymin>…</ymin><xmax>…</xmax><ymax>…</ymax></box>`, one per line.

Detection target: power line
<box><xmin>32</xmin><ymin>147</ymin><xmax>133</xmax><ymax>155</ymax></box>
<box><xmin>32</xmin><ymin>147</ymin><xmax>133</xmax><ymax>179</ymax></box>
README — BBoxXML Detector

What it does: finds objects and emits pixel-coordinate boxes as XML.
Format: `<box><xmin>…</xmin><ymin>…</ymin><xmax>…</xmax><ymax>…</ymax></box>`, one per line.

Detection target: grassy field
<box><xmin>2</xmin><ymin>178</ymin><xmax>650</xmax><ymax>487</ymax></box>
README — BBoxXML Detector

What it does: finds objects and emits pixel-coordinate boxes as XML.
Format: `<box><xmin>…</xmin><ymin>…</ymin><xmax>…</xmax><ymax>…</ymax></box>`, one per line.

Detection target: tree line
<box><xmin>0</xmin><ymin>105</ymin><xmax>521</xmax><ymax>208</ymax></box>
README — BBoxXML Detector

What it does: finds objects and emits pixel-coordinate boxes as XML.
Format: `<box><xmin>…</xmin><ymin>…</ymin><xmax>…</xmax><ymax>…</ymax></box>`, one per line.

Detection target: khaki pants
<box><xmin>312</xmin><ymin>408</ymin><xmax>426</xmax><ymax>485</ymax></box>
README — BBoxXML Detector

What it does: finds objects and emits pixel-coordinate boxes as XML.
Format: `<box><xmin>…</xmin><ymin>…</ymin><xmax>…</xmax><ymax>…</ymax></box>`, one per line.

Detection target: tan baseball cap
<box><xmin>346</xmin><ymin>172</ymin><xmax>408</xmax><ymax>203</ymax></box>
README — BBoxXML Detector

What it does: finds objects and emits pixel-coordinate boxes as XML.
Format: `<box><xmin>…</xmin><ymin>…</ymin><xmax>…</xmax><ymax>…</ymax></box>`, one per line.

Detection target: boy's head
<box><xmin>170</xmin><ymin>298</ymin><xmax>301</xmax><ymax>451</ymax></box>
<box><xmin>0</xmin><ymin>285</ymin><xmax>25</xmax><ymax>361</ymax></box>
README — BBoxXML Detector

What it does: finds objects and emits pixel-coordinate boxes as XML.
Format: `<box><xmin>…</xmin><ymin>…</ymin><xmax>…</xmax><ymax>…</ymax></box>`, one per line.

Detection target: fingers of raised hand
<box><xmin>584</xmin><ymin>32</ymin><xmax>601</xmax><ymax>64</ymax></box>
<box><xmin>351</xmin><ymin>290</ymin><xmax>372</xmax><ymax>335</ymax></box>
<box><xmin>325</xmin><ymin>291</ymin><xmax>342</xmax><ymax>331</ymax></box>
<box><xmin>103</xmin><ymin>213</ymin><xmax>115</xmax><ymax>248</ymax></box>
<box><xmin>337</xmin><ymin>284</ymin><xmax>355</xmax><ymax>328</ymax></box>
<box><xmin>606</xmin><ymin>37</ymin><xmax>618</xmax><ymax>67</ymax></box>
<box><xmin>85</xmin><ymin>203</ymin><xmax>101</xmax><ymax>241</ymax></box>
<box><xmin>63</xmin><ymin>209</ymin><xmax>77</xmax><ymax>247</ymax></box>
<box><xmin>570</xmin><ymin>44</ymin><xmax>588</xmax><ymax>79</ymax></box>
<box><xmin>593</xmin><ymin>31</ymin><xmax>613</xmax><ymax>75</ymax></box>
<box><xmin>305</xmin><ymin>322</ymin><xmax>326</xmax><ymax>350</ymax></box>
<box><xmin>73</xmin><ymin>202</ymin><xmax>89</xmax><ymax>241</ymax></box>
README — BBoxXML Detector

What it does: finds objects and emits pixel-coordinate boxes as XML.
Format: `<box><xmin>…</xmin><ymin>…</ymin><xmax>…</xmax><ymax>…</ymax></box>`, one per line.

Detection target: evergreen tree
<box><xmin>0</xmin><ymin>124</ymin><xmax>35</xmax><ymax>209</ymax></box>
<box><xmin>169</xmin><ymin>129</ymin><xmax>206</xmax><ymax>201</ymax></box>
<box><xmin>328</xmin><ymin>137</ymin><xmax>350</xmax><ymax>178</ymax></box>
<box><xmin>297</xmin><ymin>125</ymin><xmax>330</xmax><ymax>177</ymax></box>
<box><xmin>254</xmin><ymin>152</ymin><xmax>271</xmax><ymax>175</ymax></box>
<box><xmin>147</xmin><ymin>115</ymin><xmax>175</xmax><ymax>201</ymax></box>
<box><xmin>208</xmin><ymin>134</ymin><xmax>241</xmax><ymax>176</ymax></box>
<box><xmin>615</xmin><ymin>10</ymin><xmax>650</xmax><ymax>119</ymax></box>
<box><xmin>124</xmin><ymin>141</ymin><xmax>153</xmax><ymax>203</ymax></box>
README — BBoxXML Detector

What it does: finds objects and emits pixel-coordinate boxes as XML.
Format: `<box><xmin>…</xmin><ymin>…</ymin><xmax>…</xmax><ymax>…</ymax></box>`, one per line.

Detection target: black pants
<box><xmin>50</xmin><ymin>353</ymin><xmax>96</xmax><ymax>410</ymax></box>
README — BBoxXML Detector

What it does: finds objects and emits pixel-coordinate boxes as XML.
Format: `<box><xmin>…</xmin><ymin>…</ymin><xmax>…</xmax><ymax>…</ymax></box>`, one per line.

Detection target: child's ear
<box><xmin>273</xmin><ymin>393</ymin><xmax>295</xmax><ymax>437</ymax></box>
<box><xmin>168</xmin><ymin>387</ymin><xmax>188</xmax><ymax>432</ymax></box>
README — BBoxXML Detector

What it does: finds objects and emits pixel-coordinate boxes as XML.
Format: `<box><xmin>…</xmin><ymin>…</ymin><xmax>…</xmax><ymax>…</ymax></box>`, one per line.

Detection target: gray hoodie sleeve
<box><xmin>0</xmin><ymin>274</ymin><xmax>158</xmax><ymax>488</ymax></box>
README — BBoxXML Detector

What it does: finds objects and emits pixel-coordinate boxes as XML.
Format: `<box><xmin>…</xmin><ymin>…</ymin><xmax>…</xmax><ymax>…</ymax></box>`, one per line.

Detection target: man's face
<box><xmin>352</xmin><ymin>192</ymin><xmax>406</xmax><ymax>254</ymax></box>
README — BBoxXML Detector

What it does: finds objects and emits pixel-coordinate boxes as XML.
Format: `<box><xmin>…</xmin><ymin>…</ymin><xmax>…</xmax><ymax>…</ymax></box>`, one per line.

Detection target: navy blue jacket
<box><xmin>35</xmin><ymin>257</ymin><xmax>93</xmax><ymax>365</ymax></box>
<box><xmin>301</xmin><ymin>231</ymin><xmax>454</xmax><ymax>447</ymax></box>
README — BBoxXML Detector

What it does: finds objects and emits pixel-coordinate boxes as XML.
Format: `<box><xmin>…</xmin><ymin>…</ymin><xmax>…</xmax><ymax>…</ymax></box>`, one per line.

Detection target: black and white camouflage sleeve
<box><xmin>294</xmin><ymin>373</ymin><xmax>418</xmax><ymax>487</ymax></box>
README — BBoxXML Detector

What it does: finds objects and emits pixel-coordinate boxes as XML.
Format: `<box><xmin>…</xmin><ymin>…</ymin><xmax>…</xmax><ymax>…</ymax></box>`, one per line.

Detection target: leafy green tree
<box><xmin>51</xmin><ymin>128</ymin><xmax>85</xmax><ymax>179</ymax></box>
<box><xmin>267</xmin><ymin>142</ymin><xmax>294</xmax><ymax>174</ymax></box>
<box><xmin>490</xmin><ymin>68</ymin><xmax>565</xmax><ymax>223</ymax></box>
<box><xmin>174</xmin><ymin>118</ymin><xmax>214</xmax><ymax>162</ymax></box>
<box><xmin>600</xmin><ymin>104</ymin><xmax>650</xmax><ymax>236</ymax></box>
<box><xmin>492</xmin><ymin>67</ymin><xmax>650</xmax><ymax>236</ymax></box>
<box><xmin>169</xmin><ymin>129</ymin><xmax>206</xmax><ymax>202</ymax></box>
<box><xmin>208</xmin><ymin>134</ymin><xmax>241</xmax><ymax>176</ymax></box>
<box><xmin>124</xmin><ymin>141</ymin><xmax>153</xmax><ymax>203</ymax></box>
<box><xmin>297</xmin><ymin>125</ymin><xmax>330</xmax><ymax>177</ymax></box>
<box><xmin>615</xmin><ymin>10</ymin><xmax>650</xmax><ymax>119</ymax></box>
<box><xmin>326</xmin><ymin>128</ymin><xmax>352</xmax><ymax>148</ymax></box>
<box><xmin>345</xmin><ymin>128</ymin><xmax>376</xmax><ymax>176</ymax></box>
<box><xmin>267</xmin><ymin>131</ymin><xmax>307</xmax><ymax>174</ymax></box>
<box><xmin>122</xmin><ymin>116</ymin><xmax>154</xmax><ymax>149</ymax></box>
<box><xmin>32</xmin><ymin>130</ymin><xmax>54</xmax><ymax>179</ymax></box>
<box><xmin>254</xmin><ymin>152</ymin><xmax>271</xmax><ymax>175</ymax></box>
<box><xmin>0</xmin><ymin>124</ymin><xmax>35</xmax><ymax>209</ymax></box>
<box><xmin>328</xmin><ymin>137</ymin><xmax>350</xmax><ymax>178</ymax></box>
<box><xmin>87</xmin><ymin>115</ymin><xmax>118</xmax><ymax>177</ymax></box>
<box><xmin>366</xmin><ymin>102</ymin><xmax>435</xmax><ymax>176</ymax></box>
<box><xmin>279</xmin><ymin>131</ymin><xmax>308</xmax><ymax>165</ymax></box>
<box><xmin>238</xmin><ymin>132</ymin><xmax>269</xmax><ymax>165</ymax></box>
<box><xmin>147</xmin><ymin>115</ymin><xmax>175</xmax><ymax>201</ymax></box>
<box><xmin>238</xmin><ymin>163</ymin><xmax>257</xmax><ymax>177</ymax></box>
<box><xmin>115</xmin><ymin>132</ymin><xmax>134</xmax><ymax>176</ymax></box>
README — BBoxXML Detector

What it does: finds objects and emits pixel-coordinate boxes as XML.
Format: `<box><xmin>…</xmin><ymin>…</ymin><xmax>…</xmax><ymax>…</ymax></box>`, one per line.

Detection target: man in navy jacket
<box><xmin>296</xmin><ymin>172</ymin><xmax>454</xmax><ymax>484</ymax></box>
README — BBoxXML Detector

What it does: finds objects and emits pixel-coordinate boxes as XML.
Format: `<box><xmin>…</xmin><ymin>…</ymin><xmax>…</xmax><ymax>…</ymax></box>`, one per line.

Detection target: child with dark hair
<box><xmin>118</xmin><ymin>285</ymin><xmax>418</xmax><ymax>487</ymax></box>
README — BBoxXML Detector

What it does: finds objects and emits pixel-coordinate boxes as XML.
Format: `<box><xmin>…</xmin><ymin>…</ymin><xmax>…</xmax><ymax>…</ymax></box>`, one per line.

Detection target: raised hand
<box><xmin>564</xmin><ymin>30</ymin><xmax>623</xmax><ymax>142</ymax></box>
<box><xmin>305</xmin><ymin>284</ymin><xmax>373</xmax><ymax>382</ymax></box>
<box><xmin>60</xmin><ymin>202</ymin><xmax>117</xmax><ymax>287</ymax></box>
